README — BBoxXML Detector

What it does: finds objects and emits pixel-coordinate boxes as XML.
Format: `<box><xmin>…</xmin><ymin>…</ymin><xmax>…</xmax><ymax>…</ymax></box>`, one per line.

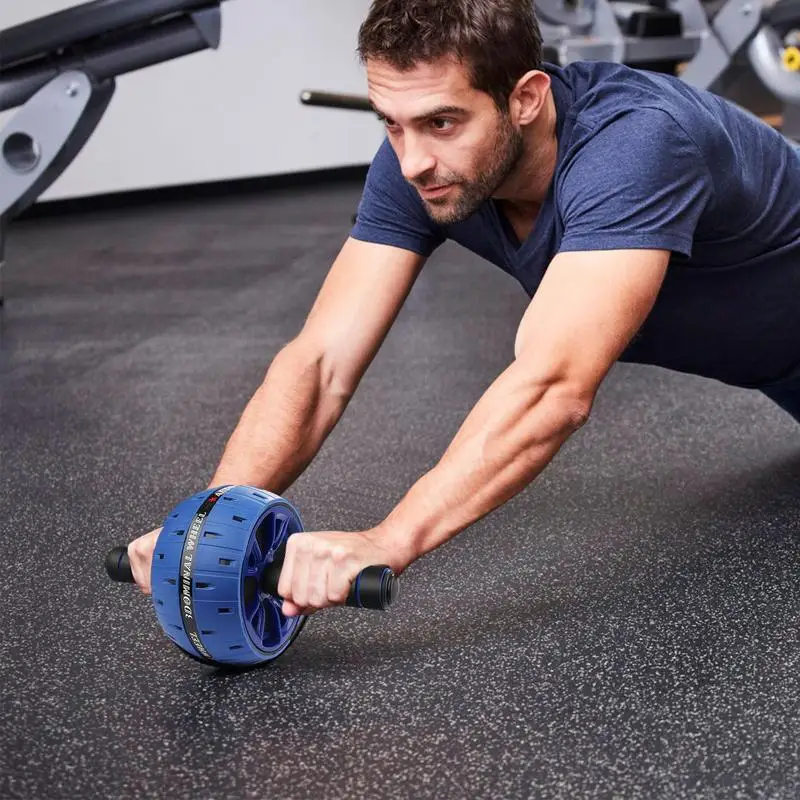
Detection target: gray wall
<box><xmin>0</xmin><ymin>0</ymin><xmax>384</xmax><ymax>200</ymax></box>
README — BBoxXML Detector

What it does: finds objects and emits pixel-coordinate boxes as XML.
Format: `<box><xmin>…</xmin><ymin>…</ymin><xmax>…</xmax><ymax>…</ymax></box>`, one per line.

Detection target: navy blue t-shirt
<box><xmin>351</xmin><ymin>61</ymin><xmax>800</xmax><ymax>390</ymax></box>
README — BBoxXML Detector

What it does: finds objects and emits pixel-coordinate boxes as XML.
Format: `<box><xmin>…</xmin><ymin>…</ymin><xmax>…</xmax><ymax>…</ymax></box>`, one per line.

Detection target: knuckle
<box><xmin>313</xmin><ymin>544</ymin><xmax>332</xmax><ymax>562</ymax></box>
<box><xmin>329</xmin><ymin>585</ymin><xmax>349</xmax><ymax>604</ymax></box>
<box><xmin>278</xmin><ymin>573</ymin><xmax>292</xmax><ymax>596</ymax></box>
<box><xmin>292</xmin><ymin>583</ymin><xmax>307</xmax><ymax>604</ymax></box>
<box><xmin>308</xmin><ymin>593</ymin><xmax>325</xmax><ymax>608</ymax></box>
<box><xmin>291</xmin><ymin>534</ymin><xmax>312</xmax><ymax>557</ymax></box>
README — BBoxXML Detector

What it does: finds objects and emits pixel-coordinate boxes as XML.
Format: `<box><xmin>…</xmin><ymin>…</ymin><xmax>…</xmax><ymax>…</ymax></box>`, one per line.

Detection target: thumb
<box><xmin>282</xmin><ymin>600</ymin><xmax>304</xmax><ymax>617</ymax></box>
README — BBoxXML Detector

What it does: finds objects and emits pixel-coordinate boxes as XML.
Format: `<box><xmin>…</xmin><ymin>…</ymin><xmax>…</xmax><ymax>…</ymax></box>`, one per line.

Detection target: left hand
<box><xmin>277</xmin><ymin>529</ymin><xmax>402</xmax><ymax>617</ymax></box>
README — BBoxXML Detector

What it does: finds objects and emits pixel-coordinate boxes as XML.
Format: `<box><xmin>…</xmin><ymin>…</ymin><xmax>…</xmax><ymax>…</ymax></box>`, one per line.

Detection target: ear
<box><xmin>508</xmin><ymin>70</ymin><xmax>550</xmax><ymax>126</ymax></box>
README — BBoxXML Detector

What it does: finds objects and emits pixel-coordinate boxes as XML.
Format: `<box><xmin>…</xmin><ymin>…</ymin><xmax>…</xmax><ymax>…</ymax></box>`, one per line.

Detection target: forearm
<box><xmin>377</xmin><ymin>363</ymin><xmax>590</xmax><ymax>568</ymax></box>
<box><xmin>210</xmin><ymin>343</ymin><xmax>352</xmax><ymax>493</ymax></box>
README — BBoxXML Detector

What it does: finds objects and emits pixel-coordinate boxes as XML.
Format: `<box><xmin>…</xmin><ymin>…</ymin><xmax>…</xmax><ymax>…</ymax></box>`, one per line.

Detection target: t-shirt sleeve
<box><xmin>350</xmin><ymin>138</ymin><xmax>446</xmax><ymax>257</ymax></box>
<box><xmin>557</xmin><ymin>108</ymin><xmax>714</xmax><ymax>258</ymax></box>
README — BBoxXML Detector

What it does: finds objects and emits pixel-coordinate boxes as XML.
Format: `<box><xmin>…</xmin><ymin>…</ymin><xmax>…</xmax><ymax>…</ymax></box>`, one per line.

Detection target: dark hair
<box><xmin>357</xmin><ymin>0</ymin><xmax>543</xmax><ymax>111</ymax></box>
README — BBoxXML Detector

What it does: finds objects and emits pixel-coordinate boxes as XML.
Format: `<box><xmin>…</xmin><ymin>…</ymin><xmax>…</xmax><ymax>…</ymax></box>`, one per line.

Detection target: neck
<box><xmin>492</xmin><ymin>92</ymin><xmax>558</xmax><ymax>212</ymax></box>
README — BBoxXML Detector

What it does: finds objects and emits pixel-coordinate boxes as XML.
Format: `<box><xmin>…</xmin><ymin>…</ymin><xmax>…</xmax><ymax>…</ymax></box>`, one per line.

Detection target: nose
<box><xmin>398</xmin><ymin>135</ymin><xmax>436</xmax><ymax>183</ymax></box>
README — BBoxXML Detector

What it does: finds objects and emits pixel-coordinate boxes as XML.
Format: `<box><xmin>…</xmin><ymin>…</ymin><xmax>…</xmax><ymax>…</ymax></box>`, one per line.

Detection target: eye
<box><xmin>430</xmin><ymin>118</ymin><xmax>454</xmax><ymax>132</ymax></box>
<box><xmin>379</xmin><ymin>115</ymin><xmax>399</xmax><ymax>130</ymax></box>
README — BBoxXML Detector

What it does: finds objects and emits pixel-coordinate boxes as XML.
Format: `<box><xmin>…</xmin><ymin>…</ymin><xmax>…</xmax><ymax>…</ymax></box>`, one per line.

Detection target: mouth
<box><xmin>418</xmin><ymin>184</ymin><xmax>454</xmax><ymax>199</ymax></box>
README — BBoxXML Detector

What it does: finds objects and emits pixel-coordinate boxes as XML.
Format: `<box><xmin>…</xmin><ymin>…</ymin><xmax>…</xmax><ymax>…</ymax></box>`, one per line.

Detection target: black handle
<box><xmin>260</xmin><ymin>540</ymin><xmax>397</xmax><ymax>611</ymax></box>
<box><xmin>105</xmin><ymin>546</ymin><xmax>134</xmax><ymax>582</ymax></box>
<box><xmin>299</xmin><ymin>90</ymin><xmax>373</xmax><ymax>113</ymax></box>
<box><xmin>104</xmin><ymin>544</ymin><xmax>398</xmax><ymax>611</ymax></box>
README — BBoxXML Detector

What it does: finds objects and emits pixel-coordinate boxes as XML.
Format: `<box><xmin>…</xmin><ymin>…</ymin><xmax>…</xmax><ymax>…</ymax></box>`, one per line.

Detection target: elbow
<box><xmin>276</xmin><ymin>338</ymin><xmax>356</xmax><ymax>402</ymax></box>
<box><xmin>552</xmin><ymin>381</ymin><xmax>593</xmax><ymax>430</ymax></box>
<box><xmin>474</xmin><ymin>376</ymin><xmax>591</xmax><ymax>488</ymax></box>
<box><xmin>546</xmin><ymin>383</ymin><xmax>593</xmax><ymax>435</ymax></box>
<box><xmin>509</xmin><ymin>351</ymin><xmax>596</xmax><ymax>434</ymax></box>
<box><xmin>516</xmin><ymin>370</ymin><xmax>594</xmax><ymax>437</ymax></box>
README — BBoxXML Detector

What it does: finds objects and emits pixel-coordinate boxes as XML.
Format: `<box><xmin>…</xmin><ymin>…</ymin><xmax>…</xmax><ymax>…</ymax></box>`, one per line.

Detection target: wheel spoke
<box><xmin>243</xmin><ymin>576</ymin><xmax>259</xmax><ymax>612</ymax></box>
<box><xmin>242</xmin><ymin>504</ymin><xmax>303</xmax><ymax>655</ymax></box>
<box><xmin>253</xmin><ymin>605</ymin><xmax>266</xmax><ymax>641</ymax></box>
<box><xmin>259</xmin><ymin>521</ymin><xmax>276</xmax><ymax>570</ymax></box>
<box><xmin>246</xmin><ymin>599</ymin><xmax>260</xmax><ymax>624</ymax></box>
<box><xmin>246</xmin><ymin>536</ymin><xmax>263</xmax><ymax>576</ymax></box>
<box><xmin>262</xmin><ymin>597</ymin><xmax>284</xmax><ymax>646</ymax></box>
<box><xmin>255</xmin><ymin>513</ymin><xmax>273</xmax><ymax>561</ymax></box>
<box><xmin>275</xmin><ymin>513</ymin><xmax>290</xmax><ymax>549</ymax></box>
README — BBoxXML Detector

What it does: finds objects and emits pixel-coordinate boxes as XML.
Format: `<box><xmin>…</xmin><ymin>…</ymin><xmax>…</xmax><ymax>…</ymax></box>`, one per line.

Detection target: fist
<box><xmin>276</xmin><ymin>530</ymin><xmax>396</xmax><ymax>617</ymax></box>
<box><xmin>127</xmin><ymin>528</ymin><xmax>162</xmax><ymax>594</ymax></box>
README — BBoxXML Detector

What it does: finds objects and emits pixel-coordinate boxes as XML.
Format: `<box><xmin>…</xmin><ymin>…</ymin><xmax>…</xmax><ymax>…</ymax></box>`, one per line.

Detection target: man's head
<box><xmin>358</xmin><ymin>0</ymin><xmax>547</xmax><ymax>225</ymax></box>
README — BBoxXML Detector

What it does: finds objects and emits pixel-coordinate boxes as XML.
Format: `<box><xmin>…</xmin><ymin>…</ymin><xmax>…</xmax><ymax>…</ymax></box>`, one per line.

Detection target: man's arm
<box><xmin>209</xmin><ymin>237</ymin><xmax>427</xmax><ymax>493</ymax></box>
<box><xmin>127</xmin><ymin>237</ymin><xmax>426</xmax><ymax>592</ymax></box>
<box><xmin>375</xmin><ymin>248</ymin><xmax>669</xmax><ymax>567</ymax></box>
<box><xmin>274</xmin><ymin>248</ymin><xmax>669</xmax><ymax>616</ymax></box>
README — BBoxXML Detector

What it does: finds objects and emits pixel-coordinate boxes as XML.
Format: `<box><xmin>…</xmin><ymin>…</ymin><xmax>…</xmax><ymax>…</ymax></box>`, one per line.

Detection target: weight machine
<box><xmin>0</xmin><ymin>0</ymin><xmax>231</xmax><ymax>305</ymax></box>
<box><xmin>300</xmin><ymin>0</ymin><xmax>800</xmax><ymax>138</ymax></box>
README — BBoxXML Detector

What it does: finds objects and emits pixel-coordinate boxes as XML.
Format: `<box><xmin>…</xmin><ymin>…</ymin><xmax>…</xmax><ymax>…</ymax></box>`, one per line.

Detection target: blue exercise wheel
<box><xmin>106</xmin><ymin>485</ymin><xmax>399</xmax><ymax>668</ymax></box>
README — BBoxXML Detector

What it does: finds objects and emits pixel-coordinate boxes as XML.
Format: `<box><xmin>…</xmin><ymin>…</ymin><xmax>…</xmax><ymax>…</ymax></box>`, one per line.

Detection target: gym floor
<box><xmin>2</xmin><ymin>181</ymin><xmax>799</xmax><ymax>799</ymax></box>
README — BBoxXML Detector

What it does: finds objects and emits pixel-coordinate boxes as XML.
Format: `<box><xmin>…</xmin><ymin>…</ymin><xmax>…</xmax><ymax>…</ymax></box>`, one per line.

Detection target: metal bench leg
<box><xmin>0</xmin><ymin>219</ymin><xmax>5</xmax><ymax>307</ymax></box>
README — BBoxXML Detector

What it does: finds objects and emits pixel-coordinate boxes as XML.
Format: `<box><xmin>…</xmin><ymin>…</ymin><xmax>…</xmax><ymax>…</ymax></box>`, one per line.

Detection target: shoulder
<box><xmin>572</xmin><ymin>106</ymin><xmax>703</xmax><ymax>159</ymax></box>
<box><xmin>554</xmin><ymin>61</ymin><xmax>721</xmax><ymax>155</ymax></box>
<box><xmin>556</xmin><ymin>104</ymin><xmax>709</xmax><ymax>197</ymax></box>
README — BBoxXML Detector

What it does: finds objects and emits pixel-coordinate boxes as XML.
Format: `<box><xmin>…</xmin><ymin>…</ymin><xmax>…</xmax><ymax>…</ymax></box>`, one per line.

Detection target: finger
<box><xmin>277</xmin><ymin>534</ymin><xmax>299</xmax><ymax>601</ymax></box>
<box><xmin>281</xmin><ymin>599</ymin><xmax>304</xmax><ymax>617</ymax></box>
<box><xmin>327</xmin><ymin>545</ymin><xmax>351</xmax><ymax>605</ymax></box>
<box><xmin>281</xmin><ymin>602</ymin><xmax>316</xmax><ymax>617</ymax></box>
<box><xmin>128</xmin><ymin>543</ymin><xmax>152</xmax><ymax>595</ymax></box>
<box><xmin>308</xmin><ymin>544</ymin><xmax>332</xmax><ymax>608</ymax></box>
<box><xmin>289</xmin><ymin>535</ymin><xmax>315</xmax><ymax>609</ymax></box>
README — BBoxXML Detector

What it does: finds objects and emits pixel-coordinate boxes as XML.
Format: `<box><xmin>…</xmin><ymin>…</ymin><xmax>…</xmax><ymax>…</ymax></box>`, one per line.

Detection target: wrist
<box><xmin>366</xmin><ymin>522</ymin><xmax>419</xmax><ymax>574</ymax></box>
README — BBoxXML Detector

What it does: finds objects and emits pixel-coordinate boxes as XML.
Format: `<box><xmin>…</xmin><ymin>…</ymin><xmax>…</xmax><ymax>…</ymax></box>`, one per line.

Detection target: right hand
<box><xmin>127</xmin><ymin>528</ymin><xmax>162</xmax><ymax>594</ymax></box>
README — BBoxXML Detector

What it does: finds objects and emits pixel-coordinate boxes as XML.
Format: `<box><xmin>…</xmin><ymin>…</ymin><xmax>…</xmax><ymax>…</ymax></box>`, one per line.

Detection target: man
<box><xmin>128</xmin><ymin>0</ymin><xmax>800</xmax><ymax>617</ymax></box>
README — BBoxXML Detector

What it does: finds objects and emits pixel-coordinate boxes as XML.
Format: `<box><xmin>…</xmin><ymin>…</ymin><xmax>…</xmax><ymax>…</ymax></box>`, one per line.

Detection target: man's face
<box><xmin>366</xmin><ymin>57</ymin><xmax>524</xmax><ymax>225</ymax></box>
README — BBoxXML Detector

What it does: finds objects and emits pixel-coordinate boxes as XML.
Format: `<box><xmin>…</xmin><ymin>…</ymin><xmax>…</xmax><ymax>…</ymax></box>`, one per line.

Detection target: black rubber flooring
<box><xmin>2</xmin><ymin>182</ymin><xmax>799</xmax><ymax>799</ymax></box>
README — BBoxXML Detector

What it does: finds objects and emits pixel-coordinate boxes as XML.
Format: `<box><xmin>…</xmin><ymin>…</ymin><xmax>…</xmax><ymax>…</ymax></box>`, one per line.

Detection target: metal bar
<box><xmin>779</xmin><ymin>101</ymin><xmax>800</xmax><ymax>140</ymax></box>
<box><xmin>300</xmin><ymin>90</ymin><xmax>374</xmax><ymax>113</ymax></box>
<box><xmin>0</xmin><ymin>67</ymin><xmax>58</xmax><ymax>115</ymax></box>
<box><xmin>713</xmin><ymin>0</ymin><xmax>763</xmax><ymax>51</ymax></box>
<box><xmin>87</xmin><ymin>8</ymin><xmax>220</xmax><ymax>81</ymax></box>
<box><xmin>0</xmin><ymin>217</ymin><xmax>5</xmax><ymax>306</ymax></box>
<box><xmin>0</xmin><ymin>0</ymin><xmax>223</xmax><ymax>71</ymax></box>
<box><xmin>679</xmin><ymin>35</ymin><xmax>732</xmax><ymax>88</ymax></box>
<box><xmin>0</xmin><ymin>11</ymin><xmax>219</xmax><ymax>113</ymax></box>
<box><xmin>622</xmin><ymin>33</ymin><xmax>704</xmax><ymax>61</ymax></box>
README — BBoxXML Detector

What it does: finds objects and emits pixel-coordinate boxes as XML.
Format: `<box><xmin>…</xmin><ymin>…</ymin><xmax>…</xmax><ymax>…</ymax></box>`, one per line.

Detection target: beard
<box><xmin>411</xmin><ymin>113</ymin><xmax>525</xmax><ymax>226</ymax></box>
